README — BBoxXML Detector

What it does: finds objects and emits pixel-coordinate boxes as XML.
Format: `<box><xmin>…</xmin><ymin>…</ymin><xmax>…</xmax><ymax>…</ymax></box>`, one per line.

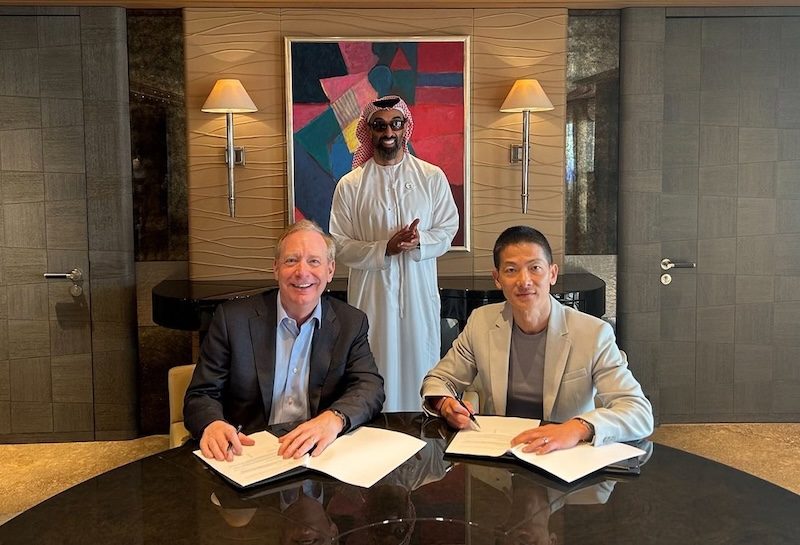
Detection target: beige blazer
<box><xmin>421</xmin><ymin>296</ymin><xmax>654</xmax><ymax>445</ymax></box>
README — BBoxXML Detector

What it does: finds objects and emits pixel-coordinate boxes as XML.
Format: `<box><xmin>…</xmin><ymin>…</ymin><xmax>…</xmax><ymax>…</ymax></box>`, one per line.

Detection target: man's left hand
<box><xmin>389</xmin><ymin>218</ymin><xmax>421</xmax><ymax>254</ymax></box>
<box><xmin>277</xmin><ymin>410</ymin><xmax>344</xmax><ymax>459</ymax></box>
<box><xmin>398</xmin><ymin>218</ymin><xmax>420</xmax><ymax>251</ymax></box>
<box><xmin>510</xmin><ymin>419</ymin><xmax>590</xmax><ymax>454</ymax></box>
<box><xmin>397</xmin><ymin>235</ymin><xmax>420</xmax><ymax>252</ymax></box>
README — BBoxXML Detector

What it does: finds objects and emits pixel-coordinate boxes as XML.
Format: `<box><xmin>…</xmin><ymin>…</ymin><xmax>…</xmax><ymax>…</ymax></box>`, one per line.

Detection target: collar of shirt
<box><xmin>276</xmin><ymin>296</ymin><xmax>322</xmax><ymax>334</ymax></box>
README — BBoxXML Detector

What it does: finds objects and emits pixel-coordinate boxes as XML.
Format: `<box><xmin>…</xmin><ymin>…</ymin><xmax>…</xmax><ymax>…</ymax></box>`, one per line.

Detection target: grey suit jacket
<box><xmin>421</xmin><ymin>296</ymin><xmax>653</xmax><ymax>445</ymax></box>
<box><xmin>184</xmin><ymin>289</ymin><xmax>385</xmax><ymax>439</ymax></box>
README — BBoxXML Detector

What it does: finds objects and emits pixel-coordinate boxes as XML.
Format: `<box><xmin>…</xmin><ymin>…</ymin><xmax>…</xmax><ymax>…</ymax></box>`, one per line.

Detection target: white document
<box><xmin>194</xmin><ymin>426</ymin><xmax>426</xmax><ymax>489</ymax></box>
<box><xmin>511</xmin><ymin>442</ymin><xmax>646</xmax><ymax>483</ymax></box>
<box><xmin>446</xmin><ymin>415</ymin><xmax>541</xmax><ymax>456</ymax></box>
<box><xmin>445</xmin><ymin>415</ymin><xmax>646</xmax><ymax>483</ymax></box>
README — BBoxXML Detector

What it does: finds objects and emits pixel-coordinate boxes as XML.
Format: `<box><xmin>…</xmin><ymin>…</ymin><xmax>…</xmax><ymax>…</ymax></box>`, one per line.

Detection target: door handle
<box><xmin>43</xmin><ymin>268</ymin><xmax>84</xmax><ymax>296</ymax></box>
<box><xmin>44</xmin><ymin>268</ymin><xmax>83</xmax><ymax>282</ymax></box>
<box><xmin>661</xmin><ymin>258</ymin><xmax>696</xmax><ymax>271</ymax></box>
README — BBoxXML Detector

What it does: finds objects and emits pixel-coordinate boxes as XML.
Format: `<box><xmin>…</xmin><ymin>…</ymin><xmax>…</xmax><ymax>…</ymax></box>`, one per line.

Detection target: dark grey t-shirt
<box><xmin>506</xmin><ymin>323</ymin><xmax>547</xmax><ymax>419</ymax></box>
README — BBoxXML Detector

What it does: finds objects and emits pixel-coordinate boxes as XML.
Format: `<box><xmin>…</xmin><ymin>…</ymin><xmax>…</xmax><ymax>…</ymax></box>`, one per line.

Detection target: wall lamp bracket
<box><xmin>509</xmin><ymin>144</ymin><xmax>525</xmax><ymax>164</ymax></box>
<box><xmin>226</xmin><ymin>146</ymin><xmax>246</xmax><ymax>166</ymax></box>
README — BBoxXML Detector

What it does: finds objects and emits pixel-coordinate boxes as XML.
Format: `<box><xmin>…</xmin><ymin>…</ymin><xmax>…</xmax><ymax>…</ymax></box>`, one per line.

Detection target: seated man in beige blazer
<box><xmin>421</xmin><ymin>225</ymin><xmax>653</xmax><ymax>454</ymax></box>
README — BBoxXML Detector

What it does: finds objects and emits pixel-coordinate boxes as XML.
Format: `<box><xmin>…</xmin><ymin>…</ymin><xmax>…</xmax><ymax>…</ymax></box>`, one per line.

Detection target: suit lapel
<box><xmin>251</xmin><ymin>290</ymin><xmax>278</xmax><ymax>418</ymax></box>
<box><xmin>489</xmin><ymin>304</ymin><xmax>514</xmax><ymax>414</ymax></box>
<box><xmin>308</xmin><ymin>297</ymin><xmax>338</xmax><ymax>416</ymax></box>
<box><xmin>543</xmin><ymin>297</ymin><xmax>571</xmax><ymax>420</ymax></box>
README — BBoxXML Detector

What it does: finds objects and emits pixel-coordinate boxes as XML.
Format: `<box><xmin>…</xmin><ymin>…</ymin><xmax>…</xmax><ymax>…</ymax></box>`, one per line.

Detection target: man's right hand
<box><xmin>199</xmin><ymin>420</ymin><xmax>255</xmax><ymax>462</ymax></box>
<box><xmin>433</xmin><ymin>396</ymin><xmax>476</xmax><ymax>430</ymax></box>
<box><xmin>277</xmin><ymin>410</ymin><xmax>344</xmax><ymax>459</ymax></box>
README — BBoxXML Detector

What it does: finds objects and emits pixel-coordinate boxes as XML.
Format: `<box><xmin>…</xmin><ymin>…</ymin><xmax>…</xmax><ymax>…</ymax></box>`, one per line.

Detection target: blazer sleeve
<box><xmin>326</xmin><ymin>309</ymin><xmax>386</xmax><ymax>430</ymax></box>
<box><xmin>183</xmin><ymin>304</ymin><xmax>231</xmax><ymax>439</ymax></box>
<box><xmin>584</xmin><ymin>323</ymin><xmax>655</xmax><ymax>445</ymax></box>
<box><xmin>420</xmin><ymin>310</ymin><xmax>481</xmax><ymax>415</ymax></box>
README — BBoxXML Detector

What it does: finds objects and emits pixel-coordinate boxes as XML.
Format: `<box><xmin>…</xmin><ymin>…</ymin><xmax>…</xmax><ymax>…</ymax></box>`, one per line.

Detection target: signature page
<box><xmin>511</xmin><ymin>442</ymin><xmax>647</xmax><ymax>483</ymax></box>
<box><xmin>309</xmin><ymin>426</ymin><xmax>426</xmax><ymax>488</ymax></box>
<box><xmin>445</xmin><ymin>415</ymin><xmax>541</xmax><ymax>457</ymax></box>
<box><xmin>194</xmin><ymin>431</ymin><xmax>306</xmax><ymax>488</ymax></box>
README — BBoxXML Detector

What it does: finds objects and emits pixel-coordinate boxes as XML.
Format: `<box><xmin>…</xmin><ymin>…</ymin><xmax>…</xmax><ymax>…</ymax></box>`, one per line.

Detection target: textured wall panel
<box><xmin>186</xmin><ymin>9</ymin><xmax>284</xmax><ymax>278</ymax></box>
<box><xmin>185</xmin><ymin>8</ymin><xmax>567</xmax><ymax>279</ymax></box>
<box><xmin>467</xmin><ymin>9</ymin><xmax>565</xmax><ymax>273</ymax></box>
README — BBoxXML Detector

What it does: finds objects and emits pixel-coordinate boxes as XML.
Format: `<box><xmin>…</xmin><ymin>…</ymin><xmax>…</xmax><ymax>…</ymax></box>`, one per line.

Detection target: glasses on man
<box><xmin>369</xmin><ymin>118</ymin><xmax>407</xmax><ymax>132</ymax></box>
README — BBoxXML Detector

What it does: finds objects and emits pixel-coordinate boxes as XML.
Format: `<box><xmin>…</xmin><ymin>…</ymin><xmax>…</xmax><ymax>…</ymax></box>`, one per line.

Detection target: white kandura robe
<box><xmin>330</xmin><ymin>154</ymin><xmax>459</xmax><ymax>412</ymax></box>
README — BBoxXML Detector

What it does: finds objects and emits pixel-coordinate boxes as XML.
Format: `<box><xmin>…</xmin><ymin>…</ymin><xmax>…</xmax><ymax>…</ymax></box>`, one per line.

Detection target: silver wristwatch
<box><xmin>331</xmin><ymin>409</ymin><xmax>348</xmax><ymax>431</ymax></box>
<box><xmin>574</xmin><ymin>417</ymin><xmax>595</xmax><ymax>441</ymax></box>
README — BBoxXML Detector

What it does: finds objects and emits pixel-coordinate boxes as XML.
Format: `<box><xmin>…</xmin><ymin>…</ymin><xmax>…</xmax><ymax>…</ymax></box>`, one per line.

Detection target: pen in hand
<box><xmin>445</xmin><ymin>383</ymin><xmax>481</xmax><ymax>430</ymax></box>
<box><xmin>227</xmin><ymin>424</ymin><xmax>243</xmax><ymax>454</ymax></box>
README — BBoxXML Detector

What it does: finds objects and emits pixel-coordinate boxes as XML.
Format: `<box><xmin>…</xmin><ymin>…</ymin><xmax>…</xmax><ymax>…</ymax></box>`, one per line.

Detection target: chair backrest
<box><xmin>440</xmin><ymin>317</ymin><xmax>460</xmax><ymax>358</ymax></box>
<box><xmin>168</xmin><ymin>364</ymin><xmax>196</xmax><ymax>447</ymax></box>
<box><xmin>168</xmin><ymin>364</ymin><xmax>195</xmax><ymax>424</ymax></box>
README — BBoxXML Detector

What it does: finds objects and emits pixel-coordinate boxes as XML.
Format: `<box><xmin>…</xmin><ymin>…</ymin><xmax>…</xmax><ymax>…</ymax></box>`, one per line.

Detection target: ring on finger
<box><xmin>542</xmin><ymin>437</ymin><xmax>549</xmax><ymax>445</ymax></box>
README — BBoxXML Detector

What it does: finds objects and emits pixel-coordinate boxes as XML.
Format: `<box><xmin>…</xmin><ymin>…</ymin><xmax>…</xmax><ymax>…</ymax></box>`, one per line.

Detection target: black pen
<box><xmin>445</xmin><ymin>382</ymin><xmax>480</xmax><ymax>430</ymax></box>
<box><xmin>227</xmin><ymin>424</ymin><xmax>243</xmax><ymax>453</ymax></box>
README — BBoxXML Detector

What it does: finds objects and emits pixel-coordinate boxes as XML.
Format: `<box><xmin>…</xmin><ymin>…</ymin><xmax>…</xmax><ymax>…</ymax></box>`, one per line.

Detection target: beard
<box><xmin>373</xmin><ymin>135</ymin><xmax>402</xmax><ymax>162</ymax></box>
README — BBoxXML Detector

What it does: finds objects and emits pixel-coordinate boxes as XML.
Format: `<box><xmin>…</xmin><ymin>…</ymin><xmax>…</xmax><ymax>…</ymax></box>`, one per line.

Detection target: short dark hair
<box><xmin>492</xmin><ymin>225</ymin><xmax>553</xmax><ymax>268</ymax></box>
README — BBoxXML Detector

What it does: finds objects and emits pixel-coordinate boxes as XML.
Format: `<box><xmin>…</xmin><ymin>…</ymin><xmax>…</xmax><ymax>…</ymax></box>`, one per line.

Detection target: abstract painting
<box><xmin>285</xmin><ymin>36</ymin><xmax>470</xmax><ymax>249</ymax></box>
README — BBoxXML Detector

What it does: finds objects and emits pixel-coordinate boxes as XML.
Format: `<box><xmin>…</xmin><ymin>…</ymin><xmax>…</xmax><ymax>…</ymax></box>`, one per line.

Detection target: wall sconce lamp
<box><xmin>201</xmin><ymin>79</ymin><xmax>258</xmax><ymax>217</ymax></box>
<box><xmin>500</xmin><ymin>79</ymin><xmax>554</xmax><ymax>214</ymax></box>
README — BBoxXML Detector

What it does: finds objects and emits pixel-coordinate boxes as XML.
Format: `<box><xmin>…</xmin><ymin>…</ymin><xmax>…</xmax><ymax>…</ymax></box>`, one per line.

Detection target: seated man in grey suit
<box><xmin>185</xmin><ymin>220</ymin><xmax>385</xmax><ymax>462</ymax></box>
<box><xmin>421</xmin><ymin>225</ymin><xmax>653</xmax><ymax>453</ymax></box>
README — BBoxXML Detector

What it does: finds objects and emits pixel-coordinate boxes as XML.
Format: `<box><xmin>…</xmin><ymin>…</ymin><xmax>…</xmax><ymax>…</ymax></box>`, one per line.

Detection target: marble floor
<box><xmin>1</xmin><ymin>423</ymin><xmax>798</xmax><ymax>526</ymax></box>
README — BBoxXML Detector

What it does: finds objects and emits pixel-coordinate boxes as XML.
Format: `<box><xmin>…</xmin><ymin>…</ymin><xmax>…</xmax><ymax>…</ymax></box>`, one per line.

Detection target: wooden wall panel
<box><xmin>185</xmin><ymin>8</ymin><xmax>567</xmax><ymax>279</ymax></box>
<box><xmin>471</xmin><ymin>9</ymin><xmax>566</xmax><ymax>274</ymax></box>
<box><xmin>279</xmin><ymin>8</ymin><xmax>473</xmax><ymax>34</ymax></box>
<box><xmin>185</xmin><ymin>9</ymin><xmax>284</xmax><ymax>278</ymax></box>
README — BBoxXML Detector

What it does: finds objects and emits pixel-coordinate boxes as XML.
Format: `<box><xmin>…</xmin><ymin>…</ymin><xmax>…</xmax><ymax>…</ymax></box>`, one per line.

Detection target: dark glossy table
<box><xmin>2</xmin><ymin>414</ymin><xmax>797</xmax><ymax>544</ymax></box>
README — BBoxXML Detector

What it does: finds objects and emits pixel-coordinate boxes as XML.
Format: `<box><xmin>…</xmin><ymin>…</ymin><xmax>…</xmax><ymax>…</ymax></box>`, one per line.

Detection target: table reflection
<box><xmin>469</xmin><ymin>465</ymin><xmax>615</xmax><ymax>545</ymax></box>
<box><xmin>279</xmin><ymin>485</ymin><xmax>338</xmax><ymax>545</ymax></box>
<box><xmin>202</xmin><ymin>414</ymin><xmax>628</xmax><ymax>545</ymax></box>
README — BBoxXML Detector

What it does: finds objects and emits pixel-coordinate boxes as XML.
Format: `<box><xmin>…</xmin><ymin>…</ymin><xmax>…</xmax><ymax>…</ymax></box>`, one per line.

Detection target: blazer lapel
<box><xmin>489</xmin><ymin>304</ymin><xmax>514</xmax><ymax>415</ymax></box>
<box><xmin>308</xmin><ymin>297</ymin><xmax>338</xmax><ymax>416</ymax></box>
<box><xmin>543</xmin><ymin>297</ymin><xmax>571</xmax><ymax>420</ymax></box>
<box><xmin>251</xmin><ymin>290</ymin><xmax>278</xmax><ymax>418</ymax></box>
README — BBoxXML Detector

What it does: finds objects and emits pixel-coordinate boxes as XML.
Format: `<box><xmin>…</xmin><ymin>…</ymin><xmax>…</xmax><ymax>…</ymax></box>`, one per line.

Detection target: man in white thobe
<box><xmin>330</xmin><ymin>95</ymin><xmax>459</xmax><ymax>412</ymax></box>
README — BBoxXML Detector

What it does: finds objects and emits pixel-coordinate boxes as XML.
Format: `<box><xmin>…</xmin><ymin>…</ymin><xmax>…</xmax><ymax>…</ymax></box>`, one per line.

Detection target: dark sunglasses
<box><xmin>370</xmin><ymin>118</ymin><xmax>407</xmax><ymax>132</ymax></box>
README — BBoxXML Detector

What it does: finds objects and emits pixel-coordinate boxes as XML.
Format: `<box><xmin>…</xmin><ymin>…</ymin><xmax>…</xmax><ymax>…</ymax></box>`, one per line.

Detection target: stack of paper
<box><xmin>445</xmin><ymin>415</ymin><xmax>646</xmax><ymax>483</ymax></box>
<box><xmin>195</xmin><ymin>426</ymin><xmax>426</xmax><ymax>489</ymax></box>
